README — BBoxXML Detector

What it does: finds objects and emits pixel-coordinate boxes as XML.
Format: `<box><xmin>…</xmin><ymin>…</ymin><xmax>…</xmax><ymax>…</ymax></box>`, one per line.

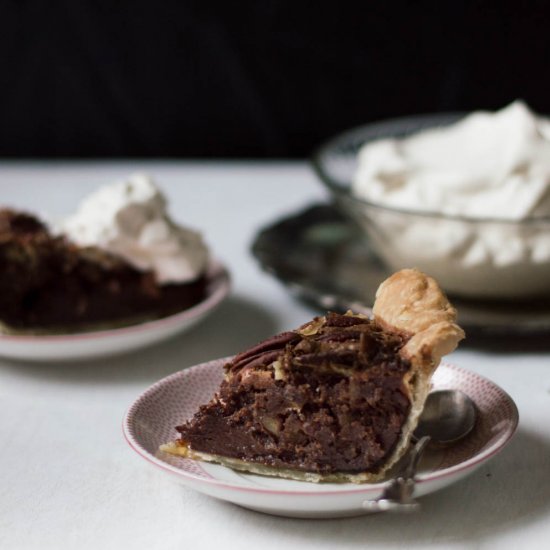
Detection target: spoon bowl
<box><xmin>415</xmin><ymin>389</ymin><xmax>477</xmax><ymax>445</ymax></box>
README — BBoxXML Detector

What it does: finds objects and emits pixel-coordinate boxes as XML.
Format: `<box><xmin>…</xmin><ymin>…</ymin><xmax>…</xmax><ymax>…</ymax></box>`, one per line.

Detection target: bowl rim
<box><xmin>311</xmin><ymin>112</ymin><xmax>550</xmax><ymax>225</ymax></box>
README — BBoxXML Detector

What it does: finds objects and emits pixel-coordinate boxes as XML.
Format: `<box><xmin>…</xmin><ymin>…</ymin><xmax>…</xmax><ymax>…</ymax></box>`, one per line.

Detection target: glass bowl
<box><xmin>311</xmin><ymin>114</ymin><xmax>550</xmax><ymax>299</ymax></box>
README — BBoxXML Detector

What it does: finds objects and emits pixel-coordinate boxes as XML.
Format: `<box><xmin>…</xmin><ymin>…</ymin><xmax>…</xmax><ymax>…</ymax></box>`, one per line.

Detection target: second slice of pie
<box><xmin>162</xmin><ymin>269</ymin><xmax>464</xmax><ymax>482</ymax></box>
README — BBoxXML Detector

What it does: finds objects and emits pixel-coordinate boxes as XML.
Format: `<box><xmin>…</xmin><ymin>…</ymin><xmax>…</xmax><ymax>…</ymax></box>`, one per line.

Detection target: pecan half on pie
<box><xmin>161</xmin><ymin>269</ymin><xmax>464</xmax><ymax>483</ymax></box>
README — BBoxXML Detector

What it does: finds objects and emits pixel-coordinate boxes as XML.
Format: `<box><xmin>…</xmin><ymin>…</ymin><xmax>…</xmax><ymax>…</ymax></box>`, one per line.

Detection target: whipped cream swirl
<box><xmin>60</xmin><ymin>174</ymin><xmax>209</xmax><ymax>284</ymax></box>
<box><xmin>353</xmin><ymin>100</ymin><xmax>550</xmax><ymax>220</ymax></box>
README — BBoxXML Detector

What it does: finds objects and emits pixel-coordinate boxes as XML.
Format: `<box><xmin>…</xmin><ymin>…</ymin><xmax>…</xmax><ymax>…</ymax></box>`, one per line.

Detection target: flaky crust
<box><xmin>373</xmin><ymin>268</ymin><xmax>465</xmax><ymax>367</ymax></box>
<box><xmin>371</xmin><ymin>268</ymin><xmax>465</xmax><ymax>477</ymax></box>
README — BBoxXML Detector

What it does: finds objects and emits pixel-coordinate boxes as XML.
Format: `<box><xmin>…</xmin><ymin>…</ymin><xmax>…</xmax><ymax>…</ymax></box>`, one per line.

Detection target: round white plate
<box><xmin>124</xmin><ymin>359</ymin><xmax>519</xmax><ymax>518</ymax></box>
<box><xmin>0</xmin><ymin>261</ymin><xmax>230</xmax><ymax>362</ymax></box>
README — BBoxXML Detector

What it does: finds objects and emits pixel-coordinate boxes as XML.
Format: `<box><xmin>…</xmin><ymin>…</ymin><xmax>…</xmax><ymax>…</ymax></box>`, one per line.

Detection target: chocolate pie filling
<box><xmin>176</xmin><ymin>312</ymin><xmax>412</xmax><ymax>475</ymax></box>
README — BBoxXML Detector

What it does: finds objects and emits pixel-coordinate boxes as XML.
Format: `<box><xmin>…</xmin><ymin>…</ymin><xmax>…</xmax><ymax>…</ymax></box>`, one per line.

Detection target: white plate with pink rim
<box><xmin>0</xmin><ymin>260</ymin><xmax>230</xmax><ymax>362</ymax></box>
<box><xmin>123</xmin><ymin>359</ymin><xmax>519</xmax><ymax>519</ymax></box>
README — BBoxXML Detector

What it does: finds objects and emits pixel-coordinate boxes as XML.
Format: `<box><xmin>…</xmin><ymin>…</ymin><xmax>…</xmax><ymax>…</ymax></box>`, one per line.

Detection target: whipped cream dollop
<box><xmin>353</xmin><ymin>101</ymin><xmax>550</xmax><ymax>220</ymax></box>
<box><xmin>351</xmin><ymin>102</ymin><xmax>550</xmax><ymax>297</ymax></box>
<box><xmin>60</xmin><ymin>174</ymin><xmax>209</xmax><ymax>284</ymax></box>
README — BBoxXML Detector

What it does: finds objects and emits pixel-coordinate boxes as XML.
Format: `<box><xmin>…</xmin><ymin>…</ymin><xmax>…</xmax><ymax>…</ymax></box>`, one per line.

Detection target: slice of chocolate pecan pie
<box><xmin>161</xmin><ymin>269</ymin><xmax>464</xmax><ymax>482</ymax></box>
<box><xmin>0</xmin><ymin>209</ymin><xmax>207</xmax><ymax>332</ymax></box>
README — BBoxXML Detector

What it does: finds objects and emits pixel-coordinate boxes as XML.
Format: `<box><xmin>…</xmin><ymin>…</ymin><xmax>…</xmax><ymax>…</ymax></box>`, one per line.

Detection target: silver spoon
<box><xmin>363</xmin><ymin>390</ymin><xmax>477</xmax><ymax>512</ymax></box>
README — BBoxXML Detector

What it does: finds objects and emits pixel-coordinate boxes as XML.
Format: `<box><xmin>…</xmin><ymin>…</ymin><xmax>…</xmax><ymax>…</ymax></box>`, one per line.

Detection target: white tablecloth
<box><xmin>1</xmin><ymin>162</ymin><xmax>549</xmax><ymax>550</ymax></box>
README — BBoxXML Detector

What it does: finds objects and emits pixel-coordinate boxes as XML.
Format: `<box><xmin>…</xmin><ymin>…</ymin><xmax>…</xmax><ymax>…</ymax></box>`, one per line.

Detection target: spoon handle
<box><xmin>362</xmin><ymin>435</ymin><xmax>431</xmax><ymax>513</ymax></box>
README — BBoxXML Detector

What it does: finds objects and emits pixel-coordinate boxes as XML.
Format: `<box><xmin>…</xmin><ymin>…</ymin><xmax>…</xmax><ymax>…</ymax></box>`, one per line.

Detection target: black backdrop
<box><xmin>0</xmin><ymin>1</ymin><xmax>549</xmax><ymax>158</ymax></box>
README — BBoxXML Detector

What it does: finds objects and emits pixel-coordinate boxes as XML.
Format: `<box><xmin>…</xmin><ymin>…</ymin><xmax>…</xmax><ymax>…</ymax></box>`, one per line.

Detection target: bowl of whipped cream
<box><xmin>312</xmin><ymin>101</ymin><xmax>550</xmax><ymax>299</ymax></box>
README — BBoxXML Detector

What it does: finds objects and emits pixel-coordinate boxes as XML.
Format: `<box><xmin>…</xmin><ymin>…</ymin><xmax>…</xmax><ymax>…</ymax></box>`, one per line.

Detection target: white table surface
<box><xmin>1</xmin><ymin>161</ymin><xmax>549</xmax><ymax>550</ymax></box>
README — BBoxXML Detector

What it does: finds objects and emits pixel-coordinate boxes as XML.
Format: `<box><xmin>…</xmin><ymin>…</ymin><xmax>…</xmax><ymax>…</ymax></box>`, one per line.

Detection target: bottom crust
<box><xmin>160</xmin><ymin>442</ymin><xmax>387</xmax><ymax>483</ymax></box>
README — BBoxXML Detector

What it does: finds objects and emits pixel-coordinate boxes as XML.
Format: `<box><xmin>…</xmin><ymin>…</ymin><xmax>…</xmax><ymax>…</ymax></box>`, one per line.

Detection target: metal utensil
<box><xmin>363</xmin><ymin>390</ymin><xmax>477</xmax><ymax>512</ymax></box>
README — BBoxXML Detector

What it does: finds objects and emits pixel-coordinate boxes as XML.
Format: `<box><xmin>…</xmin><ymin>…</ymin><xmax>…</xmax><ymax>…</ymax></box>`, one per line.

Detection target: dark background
<box><xmin>0</xmin><ymin>1</ymin><xmax>549</xmax><ymax>158</ymax></box>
